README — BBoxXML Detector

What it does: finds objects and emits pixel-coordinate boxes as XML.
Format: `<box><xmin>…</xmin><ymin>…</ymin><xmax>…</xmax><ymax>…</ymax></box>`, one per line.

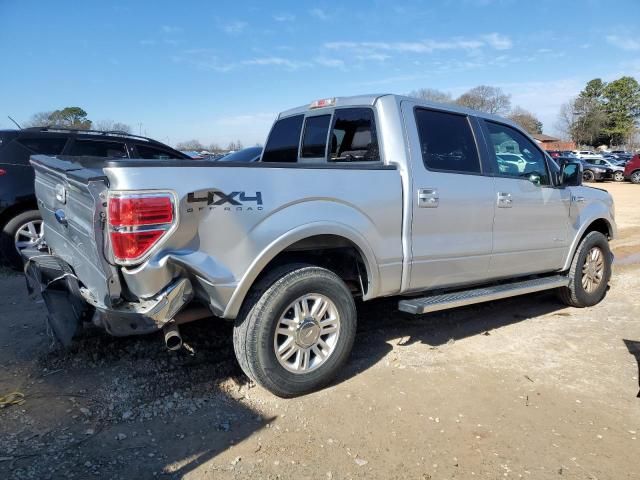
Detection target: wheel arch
<box><xmin>0</xmin><ymin>198</ymin><xmax>39</xmax><ymax>229</ymax></box>
<box><xmin>562</xmin><ymin>217</ymin><xmax>614</xmax><ymax>271</ymax></box>
<box><xmin>222</xmin><ymin>223</ymin><xmax>380</xmax><ymax>319</ymax></box>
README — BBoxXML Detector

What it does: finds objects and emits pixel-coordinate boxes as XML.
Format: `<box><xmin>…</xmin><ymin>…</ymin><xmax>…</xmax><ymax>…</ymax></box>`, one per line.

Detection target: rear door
<box><xmin>402</xmin><ymin>102</ymin><xmax>495</xmax><ymax>291</ymax></box>
<box><xmin>479</xmin><ymin>120</ymin><xmax>570</xmax><ymax>277</ymax></box>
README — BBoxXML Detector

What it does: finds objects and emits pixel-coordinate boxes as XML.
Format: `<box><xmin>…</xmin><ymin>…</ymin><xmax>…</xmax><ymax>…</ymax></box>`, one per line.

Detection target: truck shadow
<box><xmin>343</xmin><ymin>290</ymin><xmax>572</xmax><ymax>379</ymax></box>
<box><xmin>623</xmin><ymin>339</ymin><xmax>640</xmax><ymax>398</ymax></box>
<box><xmin>1</xmin><ymin>290</ymin><xmax>270</xmax><ymax>479</ymax></box>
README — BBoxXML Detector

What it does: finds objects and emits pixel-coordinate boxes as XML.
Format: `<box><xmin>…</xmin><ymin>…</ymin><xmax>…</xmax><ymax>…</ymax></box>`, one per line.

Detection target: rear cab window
<box><xmin>262</xmin><ymin>115</ymin><xmax>304</xmax><ymax>162</ymax></box>
<box><xmin>262</xmin><ymin>106</ymin><xmax>381</xmax><ymax>164</ymax></box>
<box><xmin>301</xmin><ymin>114</ymin><xmax>331</xmax><ymax>159</ymax></box>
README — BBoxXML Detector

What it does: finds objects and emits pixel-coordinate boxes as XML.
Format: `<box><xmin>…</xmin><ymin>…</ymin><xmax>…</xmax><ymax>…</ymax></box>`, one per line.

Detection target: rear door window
<box><xmin>262</xmin><ymin>114</ymin><xmax>304</xmax><ymax>163</ymax></box>
<box><xmin>17</xmin><ymin>137</ymin><xmax>67</xmax><ymax>155</ymax></box>
<box><xmin>67</xmin><ymin>139</ymin><xmax>129</xmax><ymax>158</ymax></box>
<box><xmin>329</xmin><ymin>108</ymin><xmax>379</xmax><ymax>162</ymax></box>
<box><xmin>414</xmin><ymin>108</ymin><xmax>480</xmax><ymax>174</ymax></box>
<box><xmin>301</xmin><ymin>115</ymin><xmax>331</xmax><ymax>158</ymax></box>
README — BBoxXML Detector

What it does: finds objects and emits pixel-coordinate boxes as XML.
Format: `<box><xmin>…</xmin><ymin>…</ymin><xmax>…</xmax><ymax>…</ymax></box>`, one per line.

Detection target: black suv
<box><xmin>0</xmin><ymin>127</ymin><xmax>189</xmax><ymax>268</ymax></box>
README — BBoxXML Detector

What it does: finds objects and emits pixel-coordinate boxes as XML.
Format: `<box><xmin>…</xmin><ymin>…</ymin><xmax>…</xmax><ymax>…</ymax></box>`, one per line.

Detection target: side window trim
<box><xmin>413</xmin><ymin>105</ymin><xmax>484</xmax><ymax>176</ymax></box>
<box><xmin>481</xmin><ymin>119</ymin><xmax>553</xmax><ymax>186</ymax></box>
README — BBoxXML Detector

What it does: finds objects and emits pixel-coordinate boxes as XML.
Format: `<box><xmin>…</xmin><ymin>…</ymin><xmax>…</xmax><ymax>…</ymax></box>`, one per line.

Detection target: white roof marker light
<box><xmin>309</xmin><ymin>98</ymin><xmax>336</xmax><ymax>109</ymax></box>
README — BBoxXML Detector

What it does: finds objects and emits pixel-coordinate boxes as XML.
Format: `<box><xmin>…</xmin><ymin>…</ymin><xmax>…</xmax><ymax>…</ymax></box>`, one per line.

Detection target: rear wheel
<box><xmin>1</xmin><ymin>210</ymin><xmax>43</xmax><ymax>270</ymax></box>
<box><xmin>630</xmin><ymin>170</ymin><xmax>640</xmax><ymax>184</ymax></box>
<box><xmin>233</xmin><ymin>264</ymin><xmax>357</xmax><ymax>397</ymax></box>
<box><xmin>558</xmin><ymin>231</ymin><xmax>611</xmax><ymax>307</ymax></box>
<box><xmin>582</xmin><ymin>170</ymin><xmax>595</xmax><ymax>182</ymax></box>
<box><xmin>613</xmin><ymin>171</ymin><xmax>625</xmax><ymax>182</ymax></box>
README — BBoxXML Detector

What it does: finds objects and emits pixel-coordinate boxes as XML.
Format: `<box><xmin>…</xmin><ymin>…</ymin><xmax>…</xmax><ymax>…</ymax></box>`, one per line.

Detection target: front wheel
<box><xmin>233</xmin><ymin>265</ymin><xmax>357</xmax><ymax>397</ymax></box>
<box><xmin>630</xmin><ymin>171</ymin><xmax>640</xmax><ymax>184</ymax></box>
<box><xmin>613</xmin><ymin>171</ymin><xmax>625</xmax><ymax>182</ymax></box>
<box><xmin>558</xmin><ymin>231</ymin><xmax>612</xmax><ymax>307</ymax></box>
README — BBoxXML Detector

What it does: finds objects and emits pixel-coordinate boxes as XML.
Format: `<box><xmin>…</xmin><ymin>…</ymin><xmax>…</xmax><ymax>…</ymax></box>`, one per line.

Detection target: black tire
<box><xmin>557</xmin><ymin>231</ymin><xmax>611</xmax><ymax>308</ymax></box>
<box><xmin>0</xmin><ymin>210</ymin><xmax>42</xmax><ymax>270</ymax></box>
<box><xmin>613</xmin><ymin>171</ymin><xmax>625</xmax><ymax>182</ymax></box>
<box><xmin>233</xmin><ymin>264</ymin><xmax>357</xmax><ymax>398</ymax></box>
<box><xmin>630</xmin><ymin>170</ymin><xmax>640</xmax><ymax>184</ymax></box>
<box><xmin>582</xmin><ymin>170</ymin><xmax>595</xmax><ymax>182</ymax></box>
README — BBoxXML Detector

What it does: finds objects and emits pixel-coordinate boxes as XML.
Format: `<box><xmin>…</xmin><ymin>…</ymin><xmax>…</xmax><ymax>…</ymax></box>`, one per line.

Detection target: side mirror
<box><xmin>561</xmin><ymin>162</ymin><xmax>582</xmax><ymax>187</ymax></box>
<box><xmin>528</xmin><ymin>172</ymin><xmax>541</xmax><ymax>185</ymax></box>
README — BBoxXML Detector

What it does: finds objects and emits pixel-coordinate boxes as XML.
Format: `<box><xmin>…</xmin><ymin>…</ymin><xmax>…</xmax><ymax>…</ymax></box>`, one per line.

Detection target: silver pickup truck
<box><xmin>25</xmin><ymin>94</ymin><xmax>615</xmax><ymax>397</ymax></box>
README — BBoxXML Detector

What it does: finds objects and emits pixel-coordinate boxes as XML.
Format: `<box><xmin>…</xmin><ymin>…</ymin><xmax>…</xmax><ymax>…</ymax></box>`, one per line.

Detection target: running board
<box><xmin>398</xmin><ymin>275</ymin><xmax>569</xmax><ymax>314</ymax></box>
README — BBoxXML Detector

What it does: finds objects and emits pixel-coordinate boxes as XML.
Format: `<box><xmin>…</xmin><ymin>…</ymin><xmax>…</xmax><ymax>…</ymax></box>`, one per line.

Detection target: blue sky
<box><xmin>1</xmin><ymin>0</ymin><xmax>639</xmax><ymax>147</ymax></box>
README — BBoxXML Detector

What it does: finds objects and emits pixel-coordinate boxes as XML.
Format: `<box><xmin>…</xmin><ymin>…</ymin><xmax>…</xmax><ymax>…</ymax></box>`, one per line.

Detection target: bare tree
<box><xmin>507</xmin><ymin>106</ymin><xmax>543</xmax><ymax>135</ymax></box>
<box><xmin>456</xmin><ymin>85</ymin><xmax>511</xmax><ymax>115</ymax></box>
<box><xmin>408</xmin><ymin>88</ymin><xmax>453</xmax><ymax>104</ymax></box>
<box><xmin>176</xmin><ymin>139</ymin><xmax>205</xmax><ymax>151</ymax></box>
<box><xmin>95</xmin><ymin>120</ymin><xmax>132</xmax><ymax>133</ymax></box>
<box><xmin>555</xmin><ymin>100</ymin><xmax>576</xmax><ymax>140</ymax></box>
<box><xmin>23</xmin><ymin>111</ymin><xmax>54</xmax><ymax>128</ymax></box>
<box><xmin>208</xmin><ymin>143</ymin><xmax>222</xmax><ymax>153</ymax></box>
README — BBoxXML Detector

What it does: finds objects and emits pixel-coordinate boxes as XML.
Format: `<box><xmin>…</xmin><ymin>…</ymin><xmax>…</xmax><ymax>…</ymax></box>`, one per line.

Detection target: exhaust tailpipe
<box><xmin>163</xmin><ymin>323</ymin><xmax>182</xmax><ymax>351</ymax></box>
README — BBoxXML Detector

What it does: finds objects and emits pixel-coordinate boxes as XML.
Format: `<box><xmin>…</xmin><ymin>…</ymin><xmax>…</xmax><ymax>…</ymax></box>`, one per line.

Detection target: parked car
<box><xmin>0</xmin><ymin>127</ymin><xmax>190</xmax><ymax>268</ymax></box>
<box><xmin>587</xmin><ymin>158</ymin><xmax>625</xmax><ymax>182</ymax></box>
<box><xmin>217</xmin><ymin>146</ymin><xmax>263</xmax><ymax>162</ymax></box>
<box><xmin>546</xmin><ymin>150</ymin><xmax>562</xmax><ymax>158</ymax></box>
<box><xmin>24</xmin><ymin>94</ymin><xmax>615</xmax><ymax>397</ymax></box>
<box><xmin>579</xmin><ymin>158</ymin><xmax>613</xmax><ymax>182</ymax></box>
<box><xmin>624</xmin><ymin>154</ymin><xmax>640</xmax><ymax>184</ymax></box>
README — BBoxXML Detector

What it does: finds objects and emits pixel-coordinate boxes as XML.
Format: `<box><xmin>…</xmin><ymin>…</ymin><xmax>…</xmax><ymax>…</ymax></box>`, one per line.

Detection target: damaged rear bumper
<box><xmin>23</xmin><ymin>249</ymin><xmax>193</xmax><ymax>344</ymax></box>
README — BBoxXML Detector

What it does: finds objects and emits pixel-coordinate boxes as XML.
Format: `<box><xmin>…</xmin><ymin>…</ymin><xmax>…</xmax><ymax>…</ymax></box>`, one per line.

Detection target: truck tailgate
<box><xmin>30</xmin><ymin>154</ymin><xmax>121</xmax><ymax>307</ymax></box>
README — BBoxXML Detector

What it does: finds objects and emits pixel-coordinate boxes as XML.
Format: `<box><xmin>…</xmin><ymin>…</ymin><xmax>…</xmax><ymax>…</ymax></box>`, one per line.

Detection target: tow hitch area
<box><xmin>23</xmin><ymin>250</ymin><xmax>92</xmax><ymax>346</ymax></box>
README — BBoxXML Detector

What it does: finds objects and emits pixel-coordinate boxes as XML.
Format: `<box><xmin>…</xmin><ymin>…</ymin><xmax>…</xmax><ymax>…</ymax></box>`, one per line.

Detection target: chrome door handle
<box><xmin>418</xmin><ymin>188</ymin><xmax>439</xmax><ymax>208</ymax></box>
<box><xmin>497</xmin><ymin>192</ymin><xmax>513</xmax><ymax>208</ymax></box>
<box><xmin>573</xmin><ymin>196</ymin><xmax>585</xmax><ymax>203</ymax></box>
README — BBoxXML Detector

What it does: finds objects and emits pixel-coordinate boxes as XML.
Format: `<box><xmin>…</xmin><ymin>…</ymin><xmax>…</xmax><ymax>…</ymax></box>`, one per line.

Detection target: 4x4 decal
<box><xmin>186</xmin><ymin>190</ymin><xmax>263</xmax><ymax>212</ymax></box>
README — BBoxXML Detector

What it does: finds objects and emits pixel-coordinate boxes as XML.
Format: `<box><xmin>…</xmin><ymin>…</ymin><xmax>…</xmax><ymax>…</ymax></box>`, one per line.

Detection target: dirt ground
<box><xmin>1</xmin><ymin>182</ymin><xmax>639</xmax><ymax>480</ymax></box>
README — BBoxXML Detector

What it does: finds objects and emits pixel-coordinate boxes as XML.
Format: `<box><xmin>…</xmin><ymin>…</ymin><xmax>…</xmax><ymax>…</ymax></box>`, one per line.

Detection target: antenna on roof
<box><xmin>7</xmin><ymin>116</ymin><xmax>22</xmax><ymax>129</ymax></box>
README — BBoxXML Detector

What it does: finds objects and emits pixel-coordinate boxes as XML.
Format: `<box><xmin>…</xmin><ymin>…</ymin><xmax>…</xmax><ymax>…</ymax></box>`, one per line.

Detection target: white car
<box><xmin>573</xmin><ymin>150</ymin><xmax>603</xmax><ymax>160</ymax></box>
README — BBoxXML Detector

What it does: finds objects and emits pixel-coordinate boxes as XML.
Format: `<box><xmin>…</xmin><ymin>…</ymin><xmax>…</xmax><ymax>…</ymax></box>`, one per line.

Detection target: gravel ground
<box><xmin>1</xmin><ymin>182</ymin><xmax>639</xmax><ymax>479</ymax></box>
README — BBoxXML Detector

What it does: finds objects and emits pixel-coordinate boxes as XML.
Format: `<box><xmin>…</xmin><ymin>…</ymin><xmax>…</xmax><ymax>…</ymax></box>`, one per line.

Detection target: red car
<box><xmin>624</xmin><ymin>154</ymin><xmax>640</xmax><ymax>184</ymax></box>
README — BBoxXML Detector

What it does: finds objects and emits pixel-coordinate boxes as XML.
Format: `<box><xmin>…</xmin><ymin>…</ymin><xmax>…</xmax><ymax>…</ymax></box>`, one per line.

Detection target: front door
<box><xmin>481</xmin><ymin>120</ymin><xmax>570</xmax><ymax>277</ymax></box>
<box><xmin>403</xmin><ymin>103</ymin><xmax>495</xmax><ymax>291</ymax></box>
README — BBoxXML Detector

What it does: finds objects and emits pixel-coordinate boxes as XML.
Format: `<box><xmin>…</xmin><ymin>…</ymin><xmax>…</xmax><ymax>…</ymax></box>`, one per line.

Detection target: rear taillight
<box><xmin>0</xmin><ymin>168</ymin><xmax>6</xmax><ymax>176</ymax></box>
<box><xmin>108</xmin><ymin>192</ymin><xmax>175</xmax><ymax>264</ymax></box>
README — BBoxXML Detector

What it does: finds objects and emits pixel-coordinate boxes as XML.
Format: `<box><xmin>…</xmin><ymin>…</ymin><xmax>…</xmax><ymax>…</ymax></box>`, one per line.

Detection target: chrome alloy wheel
<box><xmin>582</xmin><ymin>247</ymin><xmax>605</xmax><ymax>293</ymax></box>
<box><xmin>613</xmin><ymin>171</ymin><xmax>625</xmax><ymax>182</ymax></box>
<box><xmin>274</xmin><ymin>294</ymin><xmax>341</xmax><ymax>373</ymax></box>
<box><xmin>14</xmin><ymin>219</ymin><xmax>43</xmax><ymax>253</ymax></box>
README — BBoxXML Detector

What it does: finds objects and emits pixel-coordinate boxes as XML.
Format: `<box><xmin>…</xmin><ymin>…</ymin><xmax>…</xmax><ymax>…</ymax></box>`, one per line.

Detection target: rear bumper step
<box><xmin>398</xmin><ymin>275</ymin><xmax>569</xmax><ymax>315</ymax></box>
